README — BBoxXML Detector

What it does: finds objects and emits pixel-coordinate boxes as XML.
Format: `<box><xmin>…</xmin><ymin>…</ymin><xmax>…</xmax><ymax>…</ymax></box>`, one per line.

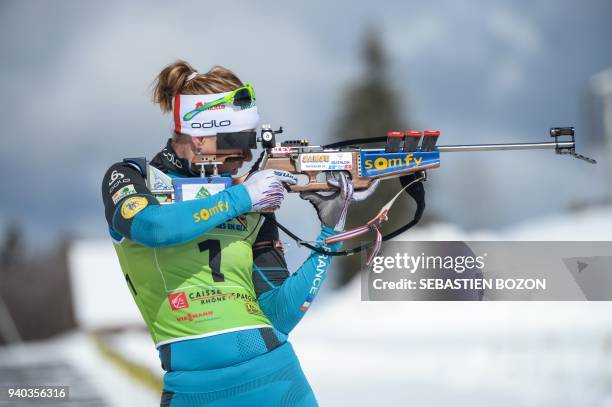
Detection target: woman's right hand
<box><xmin>243</xmin><ymin>169</ymin><xmax>298</xmax><ymax>212</ymax></box>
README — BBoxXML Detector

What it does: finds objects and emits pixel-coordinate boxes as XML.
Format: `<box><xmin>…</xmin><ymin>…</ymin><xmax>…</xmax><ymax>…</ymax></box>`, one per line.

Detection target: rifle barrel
<box><xmin>437</xmin><ymin>141</ymin><xmax>573</xmax><ymax>152</ymax></box>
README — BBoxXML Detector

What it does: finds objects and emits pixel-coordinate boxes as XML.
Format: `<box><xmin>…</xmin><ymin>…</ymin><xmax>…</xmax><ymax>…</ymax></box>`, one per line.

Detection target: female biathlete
<box><xmin>101</xmin><ymin>60</ymin><xmax>376</xmax><ymax>406</ymax></box>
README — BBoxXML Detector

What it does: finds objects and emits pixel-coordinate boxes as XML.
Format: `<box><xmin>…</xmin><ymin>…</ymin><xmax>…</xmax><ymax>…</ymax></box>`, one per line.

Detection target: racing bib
<box><xmin>113</xmin><ymin>213</ymin><xmax>270</xmax><ymax>346</ymax></box>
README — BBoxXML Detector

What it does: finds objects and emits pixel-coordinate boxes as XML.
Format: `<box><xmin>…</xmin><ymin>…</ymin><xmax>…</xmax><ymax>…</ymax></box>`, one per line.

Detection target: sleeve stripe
<box><xmin>253</xmin><ymin>265</ymin><xmax>277</xmax><ymax>289</ymax></box>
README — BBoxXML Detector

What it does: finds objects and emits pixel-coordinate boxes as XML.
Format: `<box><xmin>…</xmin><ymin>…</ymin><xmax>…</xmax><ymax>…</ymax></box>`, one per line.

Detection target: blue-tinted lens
<box><xmin>233</xmin><ymin>87</ymin><xmax>253</xmax><ymax>107</ymax></box>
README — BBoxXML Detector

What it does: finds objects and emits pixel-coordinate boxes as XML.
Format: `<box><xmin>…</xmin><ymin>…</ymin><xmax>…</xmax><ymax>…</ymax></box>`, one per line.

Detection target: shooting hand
<box><xmin>299</xmin><ymin>172</ymin><xmax>355</xmax><ymax>231</ymax></box>
<box><xmin>243</xmin><ymin>169</ymin><xmax>298</xmax><ymax>212</ymax></box>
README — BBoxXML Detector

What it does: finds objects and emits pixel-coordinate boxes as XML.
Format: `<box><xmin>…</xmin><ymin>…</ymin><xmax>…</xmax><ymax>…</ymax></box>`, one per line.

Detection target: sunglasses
<box><xmin>183</xmin><ymin>83</ymin><xmax>256</xmax><ymax>121</ymax></box>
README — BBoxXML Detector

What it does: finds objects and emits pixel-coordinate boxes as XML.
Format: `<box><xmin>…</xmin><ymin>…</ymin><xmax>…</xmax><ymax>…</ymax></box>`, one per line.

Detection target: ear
<box><xmin>189</xmin><ymin>136</ymin><xmax>204</xmax><ymax>150</ymax></box>
<box><xmin>193</xmin><ymin>136</ymin><xmax>217</xmax><ymax>154</ymax></box>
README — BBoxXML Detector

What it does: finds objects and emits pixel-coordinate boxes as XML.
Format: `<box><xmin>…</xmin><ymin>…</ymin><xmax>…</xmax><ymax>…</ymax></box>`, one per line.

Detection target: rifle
<box><xmin>190</xmin><ymin>125</ymin><xmax>596</xmax><ymax>263</ymax></box>
<box><xmin>193</xmin><ymin>125</ymin><xmax>595</xmax><ymax>189</ymax></box>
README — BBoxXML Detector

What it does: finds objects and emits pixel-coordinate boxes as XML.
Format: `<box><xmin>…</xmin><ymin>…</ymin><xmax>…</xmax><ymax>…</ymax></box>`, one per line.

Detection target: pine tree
<box><xmin>331</xmin><ymin>27</ymin><xmax>414</xmax><ymax>285</ymax></box>
<box><xmin>1</xmin><ymin>224</ymin><xmax>24</xmax><ymax>270</ymax></box>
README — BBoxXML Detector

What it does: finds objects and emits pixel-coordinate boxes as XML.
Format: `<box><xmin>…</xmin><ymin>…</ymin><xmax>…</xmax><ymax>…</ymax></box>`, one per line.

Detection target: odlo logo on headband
<box><xmin>190</xmin><ymin>120</ymin><xmax>231</xmax><ymax>129</ymax></box>
<box><xmin>186</xmin><ymin>102</ymin><xmax>232</xmax><ymax>129</ymax></box>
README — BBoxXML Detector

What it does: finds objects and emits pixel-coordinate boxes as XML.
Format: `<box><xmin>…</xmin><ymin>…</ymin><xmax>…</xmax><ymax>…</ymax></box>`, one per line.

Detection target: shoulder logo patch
<box><xmin>121</xmin><ymin>196</ymin><xmax>148</xmax><ymax>219</ymax></box>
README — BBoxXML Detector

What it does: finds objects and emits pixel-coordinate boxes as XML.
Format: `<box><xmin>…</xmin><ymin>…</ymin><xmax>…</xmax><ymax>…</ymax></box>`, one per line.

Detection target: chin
<box><xmin>231</xmin><ymin>163</ymin><xmax>245</xmax><ymax>174</ymax></box>
<box><xmin>224</xmin><ymin>165</ymin><xmax>241</xmax><ymax>175</ymax></box>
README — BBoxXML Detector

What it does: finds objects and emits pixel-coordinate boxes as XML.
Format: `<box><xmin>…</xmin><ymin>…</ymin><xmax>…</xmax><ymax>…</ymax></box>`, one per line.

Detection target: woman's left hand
<box><xmin>299</xmin><ymin>172</ymin><xmax>379</xmax><ymax>231</ymax></box>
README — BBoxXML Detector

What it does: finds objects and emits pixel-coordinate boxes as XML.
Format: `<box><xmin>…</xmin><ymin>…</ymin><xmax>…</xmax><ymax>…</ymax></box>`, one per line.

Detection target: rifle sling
<box><xmin>263</xmin><ymin>173</ymin><xmax>425</xmax><ymax>257</ymax></box>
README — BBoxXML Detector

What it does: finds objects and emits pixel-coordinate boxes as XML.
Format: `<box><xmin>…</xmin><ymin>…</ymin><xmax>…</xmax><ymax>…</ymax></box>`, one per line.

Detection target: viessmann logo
<box><xmin>167</xmin><ymin>292</ymin><xmax>189</xmax><ymax>311</ymax></box>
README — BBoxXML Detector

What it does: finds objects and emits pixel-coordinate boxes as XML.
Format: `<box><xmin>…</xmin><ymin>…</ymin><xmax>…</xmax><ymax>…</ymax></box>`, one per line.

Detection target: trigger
<box><xmin>326</xmin><ymin>172</ymin><xmax>339</xmax><ymax>187</ymax></box>
<box><xmin>325</xmin><ymin>171</ymin><xmax>350</xmax><ymax>188</ymax></box>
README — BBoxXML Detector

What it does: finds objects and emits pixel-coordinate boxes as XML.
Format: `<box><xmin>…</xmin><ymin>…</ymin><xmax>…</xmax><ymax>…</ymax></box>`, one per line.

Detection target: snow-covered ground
<box><xmin>291</xmin><ymin>278</ymin><xmax>612</xmax><ymax>406</ymax></box>
<box><xmin>6</xmin><ymin>205</ymin><xmax>611</xmax><ymax>406</ymax></box>
<box><xmin>0</xmin><ymin>332</ymin><xmax>160</xmax><ymax>407</ymax></box>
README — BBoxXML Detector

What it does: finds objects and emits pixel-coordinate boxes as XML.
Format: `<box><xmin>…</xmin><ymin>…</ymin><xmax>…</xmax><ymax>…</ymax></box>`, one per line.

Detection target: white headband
<box><xmin>173</xmin><ymin>92</ymin><xmax>260</xmax><ymax>137</ymax></box>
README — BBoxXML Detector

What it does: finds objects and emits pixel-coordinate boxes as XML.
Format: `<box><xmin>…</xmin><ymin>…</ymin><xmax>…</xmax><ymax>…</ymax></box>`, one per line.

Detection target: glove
<box><xmin>299</xmin><ymin>172</ymin><xmax>379</xmax><ymax>231</ymax></box>
<box><xmin>243</xmin><ymin>169</ymin><xmax>298</xmax><ymax>212</ymax></box>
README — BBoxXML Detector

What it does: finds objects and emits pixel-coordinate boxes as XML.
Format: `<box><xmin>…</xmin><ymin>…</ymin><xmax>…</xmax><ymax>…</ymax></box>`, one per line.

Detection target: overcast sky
<box><xmin>0</xmin><ymin>0</ymin><xmax>611</xmax><ymax>252</ymax></box>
